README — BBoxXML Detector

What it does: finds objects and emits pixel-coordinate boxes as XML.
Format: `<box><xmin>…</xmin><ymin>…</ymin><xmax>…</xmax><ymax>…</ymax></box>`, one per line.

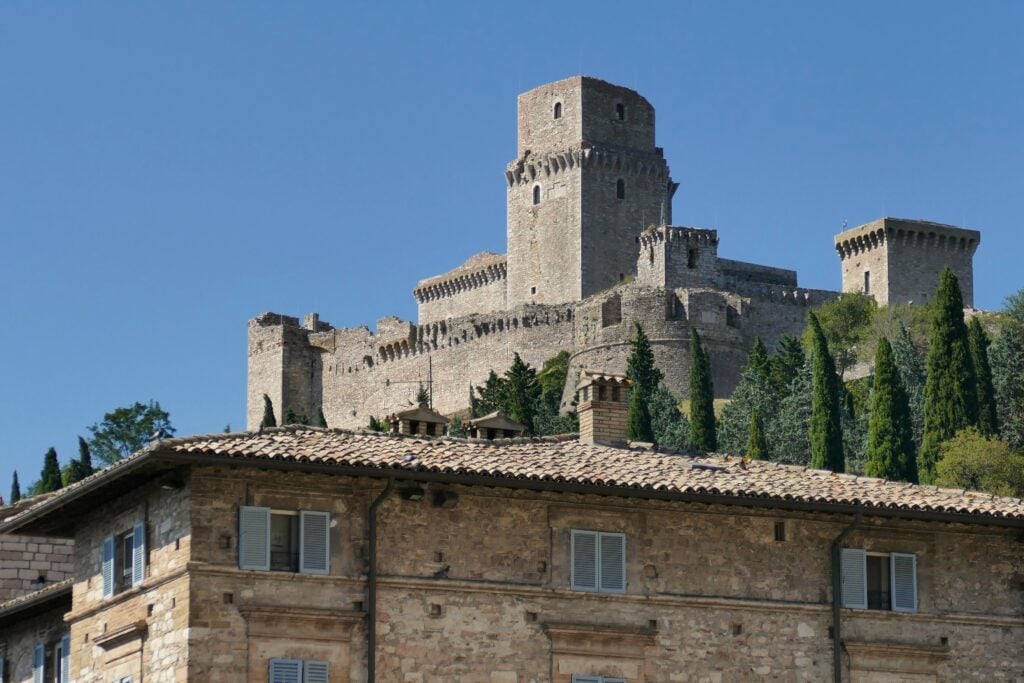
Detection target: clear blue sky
<box><xmin>2</xmin><ymin>2</ymin><xmax>1021</xmax><ymax>494</ymax></box>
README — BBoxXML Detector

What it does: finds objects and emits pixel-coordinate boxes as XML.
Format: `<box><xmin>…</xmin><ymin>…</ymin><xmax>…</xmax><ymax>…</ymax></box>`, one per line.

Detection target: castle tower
<box><xmin>835</xmin><ymin>218</ymin><xmax>980</xmax><ymax>306</ymax></box>
<box><xmin>505</xmin><ymin>77</ymin><xmax>678</xmax><ymax>308</ymax></box>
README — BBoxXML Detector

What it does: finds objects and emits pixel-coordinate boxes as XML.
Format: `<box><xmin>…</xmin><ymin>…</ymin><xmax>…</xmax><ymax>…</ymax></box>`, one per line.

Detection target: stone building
<box><xmin>247</xmin><ymin>76</ymin><xmax>981</xmax><ymax>431</ymax></box>
<box><xmin>1</xmin><ymin>381</ymin><xmax>1022</xmax><ymax>682</ymax></box>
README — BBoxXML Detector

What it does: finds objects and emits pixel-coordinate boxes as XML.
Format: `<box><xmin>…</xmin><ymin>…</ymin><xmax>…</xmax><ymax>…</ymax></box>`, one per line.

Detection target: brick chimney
<box><xmin>576</xmin><ymin>370</ymin><xmax>631</xmax><ymax>446</ymax></box>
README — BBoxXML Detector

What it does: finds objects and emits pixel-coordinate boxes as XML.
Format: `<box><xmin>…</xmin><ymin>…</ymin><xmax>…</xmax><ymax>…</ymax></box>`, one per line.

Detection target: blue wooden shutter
<box><xmin>303</xmin><ymin>660</ymin><xmax>329</xmax><ymax>683</ymax></box>
<box><xmin>840</xmin><ymin>548</ymin><xmax>867</xmax><ymax>609</ymax></box>
<box><xmin>60</xmin><ymin>633</ymin><xmax>71</xmax><ymax>682</ymax></box>
<box><xmin>570</xmin><ymin>677</ymin><xmax>602</xmax><ymax>683</ymax></box>
<box><xmin>299</xmin><ymin>511</ymin><xmax>330</xmax><ymax>575</ymax></box>
<box><xmin>269</xmin><ymin>658</ymin><xmax>303</xmax><ymax>683</ymax></box>
<box><xmin>598</xmin><ymin>532</ymin><xmax>626</xmax><ymax>593</ymax></box>
<box><xmin>239</xmin><ymin>506</ymin><xmax>271</xmax><ymax>571</ymax></box>
<box><xmin>132</xmin><ymin>521</ymin><xmax>147</xmax><ymax>586</ymax></box>
<box><xmin>32</xmin><ymin>643</ymin><xmax>44</xmax><ymax>683</ymax></box>
<box><xmin>891</xmin><ymin>553</ymin><xmax>917</xmax><ymax>613</ymax></box>
<box><xmin>570</xmin><ymin>530</ymin><xmax>598</xmax><ymax>591</ymax></box>
<box><xmin>102</xmin><ymin>536</ymin><xmax>115</xmax><ymax>598</ymax></box>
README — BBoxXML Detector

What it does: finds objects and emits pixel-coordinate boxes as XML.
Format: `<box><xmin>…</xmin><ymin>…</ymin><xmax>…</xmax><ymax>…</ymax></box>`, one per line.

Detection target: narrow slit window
<box><xmin>864</xmin><ymin>270</ymin><xmax>871</xmax><ymax>294</ymax></box>
<box><xmin>553</xmin><ymin>102</ymin><xmax>562</xmax><ymax>119</ymax></box>
<box><xmin>616</xmin><ymin>179</ymin><xmax>625</xmax><ymax>200</ymax></box>
<box><xmin>533</xmin><ymin>185</ymin><xmax>541</xmax><ymax>205</ymax></box>
<box><xmin>687</xmin><ymin>248</ymin><xmax>698</xmax><ymax>268</ymax></box>
<box><xmin>615</xmin><ymin>103</ymin><xmax>625</xmax><ymax>121</ymax></box>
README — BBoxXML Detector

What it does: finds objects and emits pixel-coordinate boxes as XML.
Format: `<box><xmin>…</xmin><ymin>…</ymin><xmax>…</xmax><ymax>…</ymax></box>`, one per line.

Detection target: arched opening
<box><xmin>616</xmin><ymin>179</ymin><xmax>625</xmax><ymax>200</ymax></box>
<box><xmin>533</xmin><ymin>185</ymin><xmax>541</xmax><ymax>205</ymax></box>
<box><xmin>615</xmin><ymin>103</ymin><xmax>625</xmax><ymax>121</ymax></box>
<box><xmin>553</xmin><ymin>102</ymin><xmax>562</xmax><ymax>119</ymax></box>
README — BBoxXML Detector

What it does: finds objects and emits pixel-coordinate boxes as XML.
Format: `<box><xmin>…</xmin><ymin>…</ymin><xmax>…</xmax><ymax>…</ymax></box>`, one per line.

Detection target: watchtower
<box><xmin>505</xmin><ymin>76</ymin><xmax>678</xmax><ymax>308</ymax></box>
<box><xmin>835</xmin><ymin>218</ymin><xmax>980</xmax><ymax>306</ymax></box>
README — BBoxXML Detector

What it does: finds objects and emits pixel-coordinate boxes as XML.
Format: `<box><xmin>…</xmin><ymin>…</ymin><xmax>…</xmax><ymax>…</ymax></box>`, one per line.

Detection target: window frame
<box><xmin>841</xmin><ymin>547</ymin><xmax>917</xmax><ymax>613</ymax></box>
<box><xmin>268</xmin><ymin>657</ymin><xmax>330</xmax><ymax>683</ymax></box>
<box><xmin>570</xmin><ymin>529</ymin><xmax>626</xmax><ymax>594</ymax></box>
<box><xmin>102</xmin><ymin>521</ymin><xmax>146</xmax><ymax>598</ymax></box>
<box><xmin>572</xmin><ymin>676</ymin><xmax>626</xmax><ymax>683</ymax></box>
<box><xmin>240</xmin><ymin>506</ymin><xmax>331</xmax><ymax>576</ymax></box>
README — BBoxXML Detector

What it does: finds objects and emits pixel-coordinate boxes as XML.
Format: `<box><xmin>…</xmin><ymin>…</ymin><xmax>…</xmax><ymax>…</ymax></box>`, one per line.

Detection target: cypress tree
<box><xmin>747</xmin><ymin>337</ymin><xmax>770</xmax><ymax>381</ymax></box>
<box><xmin>504</xmin><ymin>353</ymin><xmax>541</xmax><ymax>435</ymax></box>
<box><xmin>10</xmin><ymin>471</ymin><xmax>21</xmax><ymax>503</ymax></box>
<box><xmin>891</xmin><ymin>321</ymin><xmax>926</xmax><ymax>449</ymax></box>
<box><xmin>807</xmin><ymin>312</ymin><xmax>844</xmax><ymax>472</ymax></box>
<box><xmin>626</xmin><ymin>323</ymin><xmax>663</xmax><ymax>397</ymax></box>
<box><xmin>866</xmin><ymin>338</ymin><xmax>917</xmax><ymax>482</ymax></box>
<box><xmin>316</xmin><ymin>407</ymin><xmax>329</xmax><ymax>429</ymax></box>
<box><xmin>67</xmin><ymin>436</ymin><xmax>95</xmax><ymax>484</ymax></box>
<box><xmin>769</xmin><ymin>335</ymin><xmax>805</xmax><ymax>397</ymax></box>
<box><xmin>688</xmin><ymin>329</ymin><xmax>717</xmax><ymax>451</ymax></box>
<box><xmin>40</xmin><ymin>448</ymin><xmax>62</xmax><ymax>493</ymax></box>
<box><xmin>626</xmin><ymin>385</ymin><xmax>655</xmax><ymax>442</ymax></box>
<box><xmin>262</xmin><ymin>394</ymin><xmax>277</xmax><ymax>428</ymax></box>
<box><xmin>747</xmin><ymin>408</ymin><xmax>767</xmax><ymax>459</ymax></box>
<box><xmin>416</xmin><ymin>383</ymin><xmax>430</xmax><ymax>406</ymax></box>
<box><xmin>968</xmin><ymin>317</ymin><xmax>998</xmax><ymax>437</ymax></box>
<box><xmin>920</xmin><ymin>269</ymin><xmax>977</xmax><ymax>483</ymax></box>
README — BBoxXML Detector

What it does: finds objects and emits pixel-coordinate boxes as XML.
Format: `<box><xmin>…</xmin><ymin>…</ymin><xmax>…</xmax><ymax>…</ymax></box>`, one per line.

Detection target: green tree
<box><xmin>813</xmin><ymin>293</ymin><xmax>877</xmax><ymax>378</ymax></box>
<box><xmin>747</xmin><ymin>409</ymin><xmax>767</xmax><ymax>460</ymax></box>
<box><xmin>991</xmin><ymin>312</ymin><xmax>1024</xmax><ymax>453</ymax></box>
<box><xmin>891</xmin><ymin>321</ymin><xmax>926</xmax><ymax>450</ymax></box>
<box><xmin>626</xmin><ymin>386</ymin><xmax>655</xmax><ymax>442</ymax></box>
<box><xmin>688</xmin><ymin>329</ymin><xmax>716</xmax><ymax>451</ymax></box>
<box><xmin>807</xmin><ymin>312</ymin><xmax>844</xmax><ymax>472</ymax></box>
<box><xmin>920</xmin><ymin>269</ymin><xmax>978</xmax><ymax>483</ymax></box>
<box><xmin>747</xmin><ymin>337</ymin><xmax>770</xmax><ymax>381</ymax></box>
<box><xmin>10</xmin><ymin>471</ymin><xmax>21</xmax><ymax>504</ymax></box>
<box><xmin>719</xmin><ymin>357</ymin><xmax>778</xmax><ymax>458</ymax></box>
<box><xmin>865</xmin><ymin>338</ymin><xmax>917</xmax><ymax>482</ymax></box>
<box><xmin>768</xmin><ymin>335</ymin><xmax>805</xmax><ymax>397</ymax></box>
<box><xmin>262</xmin><ymin>395</ymin><xmax>277</xmax><ymax>428</ymax></box>
<box><xmin>65</xmin><ymin>436</ymin><xmax>95</xmax><ymax>485</ymax></box>
<box><xmin>767</xmin><ymin>363</ymin><xmax>813</xmax><ymax>465</ymax></box>
<box><xmin>649</xmin><ymin>384</ymin><xmax>688</xmax><ymax>449</ymax></box>
<box><xmin>39</xmin><ymin>448</ymin><xmax>62</xmax><ymax>493</ymax></box>
<box><xmin>626</xmin><ymin>323</ymin><xmax>664</xmax><ymax>397</ymax></box>
<box><xmin>503</xmin><ymin>353</ymin><xmax>541</xmax><ymax>435</ymax></box>
<box><xmin>473</xmin><ymin>371</ymin><xmax>507</xmax><ymax>417</ymax></box>
<box><xmin>968</xmin><ymin>317</ymin><xmax>999</xmax><ymax>438</ymax></box>
<box><xmin>88</xmin><ymin>401</ymin><xmax>176</xmax><ymax>465</ymax></box>
<box><xmin>415</xmin><ymin>383</ymin><xmax>430</xmax><ymax>406</ymax></box>
<box><xmin>367</xmin><ymin>416</ymin><xmax>388</xmax><ymax>432</ymax></box>
<box><xmin>316</xmin><ymin>408</ymin><xmax>328</xmax><ymax>428</ymax></box>
<box><xmin>934</xmin><ymin>428</ymin><xmax>1024</xmax><ymax>497</ymax></box>
<box><xmin>538</xmin><ymin>350</ymin><xmax>571</xmax><ymax>413</ymax></box>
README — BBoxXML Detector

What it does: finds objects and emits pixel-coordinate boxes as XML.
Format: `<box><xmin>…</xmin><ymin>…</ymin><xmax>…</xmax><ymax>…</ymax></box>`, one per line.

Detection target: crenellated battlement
<box><xmin>729</xmin><ymin>281</ymin><xmax>839</xmax><ymax>307</ymax></box>
<box><xmin>835</xmin><ymin>219</ymin><xmax>980</xmax><ymax>260</ymax></box>
<box><xmin>638</xmin><ymin>225</ymin><xmax>719</xmax><ymax>250</ymax></box>
<box><xmin>504</xmin><ymin>144</ymin><xmax>670</xmax><ymax>187</ymax></box>
<box><xmin>413</xmin><ymin>257</ymin><xmax>507</xmax><ymax>303</ymax></box>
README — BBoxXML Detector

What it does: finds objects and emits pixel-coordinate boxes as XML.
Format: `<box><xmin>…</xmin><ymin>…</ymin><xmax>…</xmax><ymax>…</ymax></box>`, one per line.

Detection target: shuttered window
<box><xmin>132</xmin><ymin>521</ymin><xmax>147</xmax><ymax>587</ymax></box>
<box><xmin>32</xmin><ymin>643</ymin><xmax>44</xmax><ymax>683</ymax></box>
<box><xmin>571</xmin><ymin>676</ymin><xmax>626</xmax><ymax>683</ymax></box>
<box><xmin>299</xmin><ymin>511</ymin><xmax>331</xmax><ymax>575</ymax></box>
<box><xmin>102</xmin><ymin>536</ymin><xmax>115</xmax><ymax>598</ymax></box>
<box><xmin>59</xmin><ymin>633</ymin><xmax>71</xmax><ymax>682</ymax></box>
<box><xmin>269</xmin><ymin>658</ymin><xmax>330</xmax><ymax>683</ymax></box>
<box><xmin>842</xmin><ymin>548</ymin><xmax>917</xmax><ymax>613</ymax></box>
<box><xmin>571</xmin><ymin>529</ymin><xmax>626</xmax><ymax>594</ymax></box>
<box><xmin>840</xmin><ymin>548</ymin><xmax>867</xmax><ymax>609</ymax></box>
<box><xmin>891</xmin><ymin>552</ymin><xmax>918</xmax><ymax>613</ymax></box>
<box><xmin>240</xmin><ymin>506</ymin><xmax>272</xmax><ymax>571</ymax></box>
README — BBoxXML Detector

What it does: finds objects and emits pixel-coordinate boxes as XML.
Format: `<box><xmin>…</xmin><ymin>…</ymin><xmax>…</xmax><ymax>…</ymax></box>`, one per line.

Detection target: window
<box><xmin>841</xmin><ymin>548</ymin><xmax>916</xmax><ymax>612</ymax></box>
<box><xmin>864</xmin><ymin>270</ymin><xmax>871</xmax><ymax>294</ymax></box>
<box><xmin>55</xmin><ymin>634</ymin><xmax>70</xmax><ymax>683</ymax></box>
<box><xmin>530</xmin><ymin>286</ymin><xmax>536</xmax><ymax>295</ymax></box>
<box><xmin>687</xmin><ymin>248</ymin><xmax>698</xmax><ymax>269</ymax></box>
<box><xmin>239</xmin><ymin>507</ymin><xmax>330</xmax><ymax>575</ymax></box>
<box><xmin>553</xmin><ymin>102</ymin><xmax>562</xmax><ymax>119</ymax></box>
<box><xmin>615</xmin><ymin>178</ymin><xmax>625</xmax><ymax>200</ymax></box>
<box><xmin>615</xmin><ymin>102</ymin><xmax>625</xmax><ymax>121</ymax></box>
<box><xmin>102</xmin><ymin>522</ymin><xmax>146</xmax><ymax>598</ymax></box>
<box><xmin>572</xmin><ymin>676</ymin><xmax>626</xmax><ymax>683</ymax></box>
<box><xmin>269</xmin><ymin>658</ymin><xmax>329</xmax><ymax>683</ymax></box>
<box><xmin>571</xmin><ymin>529</ymin><xmax>626</xmax><ymax>593</ymax></box>
<box><xmin>533</xmin><ymin>185</ymin><xmax>541</xmax><ymax>205</ymax></box>
<box><xmin>32</xmin><ymin>643</ymin><xmax>43</xmax><ymax>683</ymax></box>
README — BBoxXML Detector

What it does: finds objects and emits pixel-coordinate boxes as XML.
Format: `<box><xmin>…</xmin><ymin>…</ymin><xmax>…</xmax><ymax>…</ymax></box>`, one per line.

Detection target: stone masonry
<box><xmin>247</xmin><ymin>76</ymin><xmax>981</xmax><ymax>430</ymax></box>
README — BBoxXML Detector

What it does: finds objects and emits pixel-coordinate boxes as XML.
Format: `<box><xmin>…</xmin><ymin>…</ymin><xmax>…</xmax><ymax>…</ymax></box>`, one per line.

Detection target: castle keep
<box><xmin>247</xmin><ymin>76</ymin><xmax>980</xmax><ymax>430</ymax></box>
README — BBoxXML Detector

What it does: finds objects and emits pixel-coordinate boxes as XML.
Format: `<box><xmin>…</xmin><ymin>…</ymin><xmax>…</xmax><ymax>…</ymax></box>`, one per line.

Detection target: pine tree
<box><xmin>688</xmin><ymin>329</ymin><xmax>717</xmax><ymax>451</ymax></box>
<box><xmin>807</xmin><ymin>312</ymin><xmax>844</xmax><ymax>472</ymax></box>
<box><xmin>747</xmin><ymin>337</ymin><xmax>770</xmax><ymax>381</ymax></box>
<box><xmin>316</xmin><ymin>407</ymin><xmax>328</xmax><ymax>429</ymax></box>
<box><xmin>503</xmin><ymin>353</ymin><xmax>541</xmax><ymax>435</ymax></box>
<box><xmin>626</xmin><ymin>386</ymin><xmax>655</xmax><ymax>442</ymax></box>
<box><xmin>649</xmin><ymin>384</ymin><xmax>689</xmax><ymax>449</ymax></box>
<box><xmin>67</xmin><ymin>436</ymin><xmax>95</xmax><ymax>485</ymax></box>
<box><xmin>747</xmin><ymin>408</ymin><xmax>767</xmax><ymax>459</ymax></box>
<box><xmin>920</xmin><ymin>269</ymin><xmax>978</xmax><ymax>483</ymax></box>
<box><xmin>626</xmin><ymin>323</ymin><xmax>663</xmax><ymax>397</ymax></box>
<box><xmin>891</xmin><ymin>321</ymin><xmax>926</xmax><ymax>449</ymax></box>
<box><xmin>473</xmin><ymin>371</ymin><xmax>507</xmax><ymax>416</ymax></box>
<box><xmin>416</xmin><ymin>383</ymin><xmax>430</xmax><ymax>406</ymax></box>
<box><xmin>262</xmin><ymin>394</ymin><xmax>277</xmax><ymax>429</ymax></box>
<box><xmin>719</xmin><ymin>354</ymin><xmax>778</xmax><ymax>458</ymax></box>
<box><xmin>968</xmin><ymin>317</ymin><xmax>998</xmax><ymax>437</ymax></box>
<box><xmin>40</xmin><ymin>448</ymin><xmax>62</xmax><ymax>493</ymax></box>
<box><xmin>991</xmin><ymin>311</ymin><xmax>1024</xmax><ymax>453</ymax></box>
<box><xmin>769</xmin><ymin>335</ymin><xmax>805</xmax><ymax>397</ymax></box>
<box><xmin>10</xmin><ymin>471</ymin><xmax>21</xmax><ymax>503</ymax></box>
<box><xmin>767</xmin><ymin>362</ymin><xmax>813</xmax><ymax>465</ymax></box>
<box><xmin>865</xmin><ymin>338</ymin><xmax>917</xmax><ymax>482</ymax></box>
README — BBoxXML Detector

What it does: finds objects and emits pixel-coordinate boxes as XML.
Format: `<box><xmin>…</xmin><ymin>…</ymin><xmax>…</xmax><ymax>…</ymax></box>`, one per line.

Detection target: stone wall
<box><xmin>68</xmin><ymin>473</ymin><xmax>191</xmax><ymax>682</ymax></box>
<box><xmin>414</xmin><ymin>252</ymin><xmax>509</xmax><ymax>323</ymax></box>
<box><xmin>0</xmin><ymin>533</ymin><xmax>73</xmax><ymax>601</ymax></box>
<box><xmin>184</xmin><ymin>465</ymin><xmax>1023</xmax><ymax>681</ymax></box>
<box><xmin>0</xmin><ymin>599</ymin><xmax>70</xmax><ymax>683</ymax></box>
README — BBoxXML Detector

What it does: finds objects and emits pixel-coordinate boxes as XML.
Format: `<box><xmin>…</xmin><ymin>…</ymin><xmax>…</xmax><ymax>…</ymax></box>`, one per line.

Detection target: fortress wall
<box><xmin>637</xmin><ymin>227</ymin><xmax>720</xmax><ymax>290</ymax></box>
<box><xmin>730</xmin><ymin>285</ymin><xmax>840</xmax><ymax>352</ymax></box>
<box><xmin>886</xmin><ymin>228</ymin><xmax>977</xmax><ymax>307</ymax></box>
<box><xmin>316</xmin><ymin>305</ymin><xmax>577</xmax><ymax>428</ymax></box>
<box><xmin>416</xmin><ymin>277</ymin><xmax>507</xmax><ymax>323</ymax></box>
<box><xmin>718</xmin><ymin>258</ymin><xmax>797</xmax><ymax>287</ymax></box>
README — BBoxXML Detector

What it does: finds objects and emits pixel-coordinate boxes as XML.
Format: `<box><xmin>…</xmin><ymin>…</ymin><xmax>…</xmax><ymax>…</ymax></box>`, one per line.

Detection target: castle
<box><xmin>247</xmin><ymin>76</ymin><xmax>980</xmax><ymax>430</ymax></box>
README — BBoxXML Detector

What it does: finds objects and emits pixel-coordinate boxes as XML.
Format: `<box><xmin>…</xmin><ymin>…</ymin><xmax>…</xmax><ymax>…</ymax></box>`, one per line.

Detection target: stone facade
<box><xmin>5</xmin><ymin>456</ymin><xmax>1022</xmax><ymax>681</ymax></box>
<box><xmin>247</xmin><ymin>76</ymin><xmax>981</xmax><ymax>432</ymax></box>
<box><xmin>835</xmin><ymin>218</ymin><xmax>980</xmax><ymax>307</ymax></box>
<box><xmin>0</xmin><ymin>533</ymin><xmax>73</xmax><ymax>602</ymax></box>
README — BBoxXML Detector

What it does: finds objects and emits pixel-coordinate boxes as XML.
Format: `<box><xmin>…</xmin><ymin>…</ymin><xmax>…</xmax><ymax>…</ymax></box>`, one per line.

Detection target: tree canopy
<box><xmin>688</xmin><ymin>329</ymin><xmax>716</xmax><ymax>451</ymax></box>
<box><xmin>807</xmin><ymin>312</ymin><xmax>844</xmax><ymax>472</ymax></box>
<box><xmin>88</xmin><ymin>401</ymin><xmax>175</xmax><ymax>465</ymax></box>
<box><xmin>934</xmin><ymin>428</ymin><xmax>1024</xmax><ymax>497</ymax></box>
<box><xmin>865</xmin><ymin>337</ymin><xmax>917</xmax><ymax>482</ymax></box>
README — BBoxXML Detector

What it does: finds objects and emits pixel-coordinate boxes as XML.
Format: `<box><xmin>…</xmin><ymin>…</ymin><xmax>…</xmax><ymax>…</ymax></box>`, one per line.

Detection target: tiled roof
<box><xmin>0</xmin><ymin>578</ymin><xmax>72</xmax><ymax>618</ymax></box>
<box><xmin>164</xmin><ymin>427</ymin><xmax>1024</xmax><ymax>522</ymax></box>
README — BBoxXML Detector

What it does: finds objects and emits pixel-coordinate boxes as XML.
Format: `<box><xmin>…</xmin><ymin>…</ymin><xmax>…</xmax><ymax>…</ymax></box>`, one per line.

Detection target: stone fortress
<box><xmin>247</xmin><ymin>76</ymin><xmax>980</xmax><ymax>431</ymax></box>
